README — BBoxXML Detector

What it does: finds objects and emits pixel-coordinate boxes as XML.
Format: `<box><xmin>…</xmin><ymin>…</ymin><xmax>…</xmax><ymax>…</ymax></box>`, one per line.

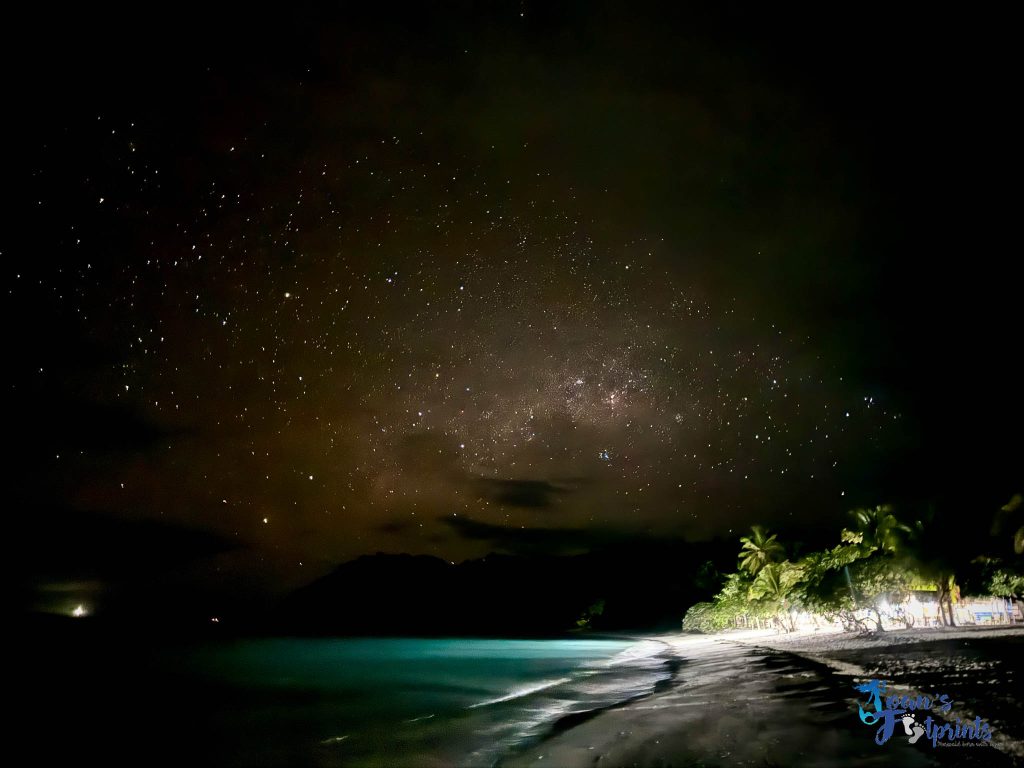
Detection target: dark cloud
<box><xmin>474</xmin><ymin>478</ymin><xmax>582</xmax><ymax>509</ymax></box>
<box><xmin>377</xmin><ymin>518</ymin><xmax>417</xmax><ymax>536</ymax></box>
<box><xmin>440</xmin><ymin>514</ymin><xmax>645</xmax><ymax>555</ymax></box>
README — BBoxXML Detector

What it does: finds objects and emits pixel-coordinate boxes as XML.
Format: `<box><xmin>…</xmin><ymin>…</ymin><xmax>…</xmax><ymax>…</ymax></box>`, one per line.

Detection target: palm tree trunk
<box><xmin>945</xmin><ymin>575</ymin><xmax>957</xmax><ymax>626</ymax></box>
<box><xmin>935</xmin><ymin>577</ymin><xmax>954</xmax><ymax>627</ymax></box>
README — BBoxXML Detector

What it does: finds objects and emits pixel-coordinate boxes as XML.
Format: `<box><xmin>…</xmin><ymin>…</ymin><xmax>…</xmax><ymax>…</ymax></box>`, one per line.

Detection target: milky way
<box><xmin>30</xmin><ymin>6</ymin><xmax>1015</xmax><ymax>603</ymax></box>
<box><xmin>16</xmin><ymin>108</ymin><xmax>899</xmax><ymax>585</ymax></box>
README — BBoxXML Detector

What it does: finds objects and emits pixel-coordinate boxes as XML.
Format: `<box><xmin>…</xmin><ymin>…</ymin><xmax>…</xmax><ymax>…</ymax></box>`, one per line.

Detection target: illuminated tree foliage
<box><xmin>684</xmin><ymin>496</ymin><xmax>1023</xmax><ymax>634</ymax></box>
<box><xmin>738</xmin><ymin>526</ymin><xmax>785</xmax><ymax>576</ymax></box>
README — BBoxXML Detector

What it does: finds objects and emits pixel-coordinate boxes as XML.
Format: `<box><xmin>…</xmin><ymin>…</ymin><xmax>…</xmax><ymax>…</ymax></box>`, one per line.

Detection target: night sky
<box><xmin>10</xmin><ymin>5</ymin><xmax>1020</xmax><ymax>609</ymax></box>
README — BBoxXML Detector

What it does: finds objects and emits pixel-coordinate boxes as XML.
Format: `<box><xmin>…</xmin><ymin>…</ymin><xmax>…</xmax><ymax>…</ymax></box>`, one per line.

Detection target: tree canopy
<box><xmin>684</xmin><ymin>496</ymin><xmax>1024</xmax><ymax>634</ymax></box>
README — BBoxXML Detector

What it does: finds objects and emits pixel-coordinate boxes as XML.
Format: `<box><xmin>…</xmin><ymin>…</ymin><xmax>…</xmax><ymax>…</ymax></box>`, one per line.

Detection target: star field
<box><xmin>10</xmin><ymin>5</ymin><xmax>1019</xmax><ymax>596</ymax></box>
<box><xmin>17</xmin><ymin>112</ymin><xmax>897</xmax><ymax>575</ymax></box>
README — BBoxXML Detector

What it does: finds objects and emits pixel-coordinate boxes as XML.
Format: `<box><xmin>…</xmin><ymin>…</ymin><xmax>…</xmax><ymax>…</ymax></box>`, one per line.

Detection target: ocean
<box><xmin>31</xmin><ymin>634</ymin><xmax>677</xmax><ymax>766</ymax></box>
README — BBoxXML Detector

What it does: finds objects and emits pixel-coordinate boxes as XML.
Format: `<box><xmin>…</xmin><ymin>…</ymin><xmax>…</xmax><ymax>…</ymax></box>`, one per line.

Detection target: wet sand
<box><xmin>501</xmin><ymin>628</ymin><xmax>1023</xmax><ymax>767</ymax></box>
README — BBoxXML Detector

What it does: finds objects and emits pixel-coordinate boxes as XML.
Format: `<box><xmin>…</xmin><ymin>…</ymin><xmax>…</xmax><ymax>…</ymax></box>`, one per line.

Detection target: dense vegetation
<box><xmin>683</xmin><ymin>495</ymin><xmax>1024</xmax><ymax>634</ymax></box>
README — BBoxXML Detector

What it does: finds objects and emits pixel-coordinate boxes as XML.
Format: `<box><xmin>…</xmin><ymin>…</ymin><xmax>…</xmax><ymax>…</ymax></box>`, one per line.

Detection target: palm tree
<box><xmin>748</xmin><ymin>561</ymin><xmax>804</xmax><ymax>632</ymax></box>
<box><xmin>739</xmin><ymin>526</ymin><xmax>785</xmax><ymax>576</ymax></box>
<box><xmin>848</xmin><ymin>505</ymin><xmax>911</xmax><ymax>555</ymax></box>
<box><xmin>900</xmin><ymin>504</ymin><xmax>958</xmax><ymax>627</ymax></box>
<box><xmin>991</xmin><ymin>494</ymin><xmax>1023</xmax><ymax>555</ymax></box>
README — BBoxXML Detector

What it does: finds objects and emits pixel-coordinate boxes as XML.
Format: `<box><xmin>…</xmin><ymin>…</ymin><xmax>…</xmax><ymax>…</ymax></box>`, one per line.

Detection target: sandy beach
<box><xmin>501</xmin><ymin>626</ymin><xmax>1024</xmax><ymax>767</ymax></box>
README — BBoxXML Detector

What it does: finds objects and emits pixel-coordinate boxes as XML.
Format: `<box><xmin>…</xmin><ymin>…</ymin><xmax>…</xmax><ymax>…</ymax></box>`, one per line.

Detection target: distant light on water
<box><xmin>72</xmin><ymin>604</ymin><xmax>88</xmax><ymax>618</ymax></box>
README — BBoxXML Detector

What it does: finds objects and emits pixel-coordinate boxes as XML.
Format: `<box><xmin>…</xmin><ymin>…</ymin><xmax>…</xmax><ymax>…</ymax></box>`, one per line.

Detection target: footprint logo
<box><xmin>901</xmin><ymin>714</ymin><xmax>926</xmax><ymax>744</ymax></box>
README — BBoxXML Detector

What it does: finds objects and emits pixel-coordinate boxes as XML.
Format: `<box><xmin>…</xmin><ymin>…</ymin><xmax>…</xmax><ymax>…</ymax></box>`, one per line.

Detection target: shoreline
<box><xmin>501</xmin><ymin>625</ymin><xmax>1023</xmax><ymax>767</ymax></box>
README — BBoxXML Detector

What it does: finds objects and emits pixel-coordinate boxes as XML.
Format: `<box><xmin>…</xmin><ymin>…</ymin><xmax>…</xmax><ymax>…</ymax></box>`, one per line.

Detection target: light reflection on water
<box><xmin>176</xmin><ymin>637</ymin><xmax>675</xmax><ymax>766</ymax></box>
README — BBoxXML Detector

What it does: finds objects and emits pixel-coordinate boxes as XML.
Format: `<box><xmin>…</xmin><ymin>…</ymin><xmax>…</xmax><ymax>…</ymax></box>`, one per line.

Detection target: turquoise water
<box><xmin>164</xmin><ymin>637</ymin><xmax>674</xmax><ymax>766</ymax></box>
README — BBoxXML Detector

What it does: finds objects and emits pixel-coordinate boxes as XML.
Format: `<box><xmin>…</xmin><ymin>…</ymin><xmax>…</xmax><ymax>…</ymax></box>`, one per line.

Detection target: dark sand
<box><xmin>502</xmin><ymin>629</ymin><xmax>1023</xmax><ymax>767</ymax></box>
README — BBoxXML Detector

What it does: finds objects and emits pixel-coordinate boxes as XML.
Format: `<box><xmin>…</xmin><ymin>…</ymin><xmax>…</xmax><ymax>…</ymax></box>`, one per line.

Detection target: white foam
<box><xmin>603</xmin><ymin>639</ymin><xmax>670</xmax><ymax>666</ymax></box>
<box><xmin>319</xmin><ymin>735</ymin><xmax>349</xmax><ymax>745</ymax></box>
<box><xmin>467</xmin><ymin>677</ymin><xmax>572</xmax><ymax>708</ymax></box>
<box><xmin>403</xmin><ymin>713</ymin><xmax>436</xmax><ymax>723</ymax></box>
